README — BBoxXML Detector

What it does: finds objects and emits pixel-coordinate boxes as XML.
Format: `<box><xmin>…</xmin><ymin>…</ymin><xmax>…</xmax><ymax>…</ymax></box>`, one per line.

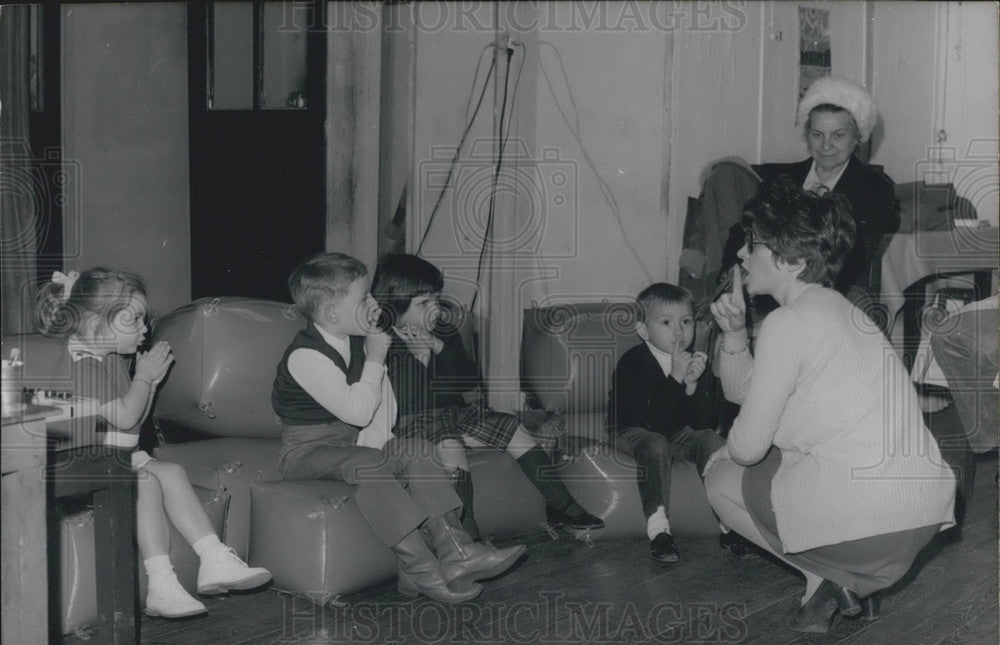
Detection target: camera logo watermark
<box><xmin>911</xmin><ymin>141</ymin><xmax>999</xmax><ymax>260</ymax></box>
<box><xmin>417</xmin><ymin>140</ymin><xmax>580</xmax><ymax>261</ymax></box>
<box><xmin>0</xmin><ymin>139</ymin><xmax>82</xmax><ymax>266</ymax></box>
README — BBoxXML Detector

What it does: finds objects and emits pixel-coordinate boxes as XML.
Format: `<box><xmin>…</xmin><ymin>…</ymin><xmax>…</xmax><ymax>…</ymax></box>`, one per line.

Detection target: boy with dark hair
<box><xmin>607</xmin><ymin>282</ymin><xmax>752</xmax><ymax>561</ymax></box>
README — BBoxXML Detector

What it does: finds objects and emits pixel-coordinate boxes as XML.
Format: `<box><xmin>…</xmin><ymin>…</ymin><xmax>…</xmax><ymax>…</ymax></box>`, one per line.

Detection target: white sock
<box><xmin>192</xmin><ymin>534</ymin><xmax>221</xmax><ymax>558</ymax></box>
<box><xmin>646</xmin><ymin>506</ymin><xmax>671</xmax><ymax>540</ymax></box>
<box><xmin>143</xmin><ymin>554</ymin><xmax>173</xmax><ymax>578</ymax></box>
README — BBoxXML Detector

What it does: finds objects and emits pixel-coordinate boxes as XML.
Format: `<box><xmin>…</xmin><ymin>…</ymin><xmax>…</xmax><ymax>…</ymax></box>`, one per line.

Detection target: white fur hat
<box><xmin>797</xmin><ymin>76</ymin><xmax>878</xmax><ymax>143</ymax></box>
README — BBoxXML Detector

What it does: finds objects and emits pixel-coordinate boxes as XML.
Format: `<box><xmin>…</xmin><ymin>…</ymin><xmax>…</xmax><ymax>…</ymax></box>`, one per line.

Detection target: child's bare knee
<box><xmin>149</xmin><ymin>459</ymin><xmax>187</xmax><ymax>483</ymax></box>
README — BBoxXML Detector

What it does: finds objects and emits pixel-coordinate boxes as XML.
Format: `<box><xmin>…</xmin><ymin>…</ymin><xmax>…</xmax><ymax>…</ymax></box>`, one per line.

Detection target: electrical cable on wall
<box><xmin>469</xmin><ymin>41</ymin><xmax>524</xmax><ymax>315</ymax></box>
<box><xmin>416</xmin><ymin>43</ymin><xmax>498</xmax><ymax>256</ymax></box>
<box><xmin>538</xmin><ymin>41</ymin><xmax>656</xmax><ymax>283</ymax></box>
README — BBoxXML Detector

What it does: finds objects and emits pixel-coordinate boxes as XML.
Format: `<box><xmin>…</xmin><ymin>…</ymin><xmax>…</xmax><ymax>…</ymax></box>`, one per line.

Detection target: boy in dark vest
<box><xmin>272</xmin><ymin>253</ymin><xmax>524</xmax><ymax>603</ymax></box>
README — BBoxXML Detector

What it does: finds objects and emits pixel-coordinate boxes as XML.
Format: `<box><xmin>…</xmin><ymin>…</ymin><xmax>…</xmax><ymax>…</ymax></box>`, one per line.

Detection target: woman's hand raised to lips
<box><xmin>710</xmin><ymin>265</ymin><xmax>747</xmax><ymax>334</ymax></box>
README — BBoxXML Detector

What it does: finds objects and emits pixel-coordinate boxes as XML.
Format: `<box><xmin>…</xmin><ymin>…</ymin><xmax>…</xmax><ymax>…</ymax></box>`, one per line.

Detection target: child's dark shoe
<box><xmin>719</xmin><ymin>531</ymin><xmax>759</xmax><ymax>558</ymax></box>
<box><xmin>648</xmin><ymin>532</ymin><xmax>679</xmax><ymax>562</ymax></box>
<box><xmin>546</xmin><ymin>502</ymin><xmax>605</xmax><ymax>530</ymax></box>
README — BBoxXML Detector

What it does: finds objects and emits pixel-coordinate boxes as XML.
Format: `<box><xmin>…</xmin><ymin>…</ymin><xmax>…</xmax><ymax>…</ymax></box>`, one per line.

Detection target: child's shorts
<box><xmin>396</xmin><ymin>403</ymin><xmax>519</xmax><ymax>451</ymax></box>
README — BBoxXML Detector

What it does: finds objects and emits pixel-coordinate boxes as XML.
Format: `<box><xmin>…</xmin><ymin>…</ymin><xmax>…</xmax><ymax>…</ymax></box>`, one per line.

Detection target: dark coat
<box><xmin>724</xmin><ymin>156</ymin><xmax>900</xmax><ymax>294</ymax></box>
<box><xmin>385</xmin><ymin>332</ymin><xmax>480</xmax><ymax>417</ymax></box>
<box><xmin>606</xmin><ymin>343</ymin><xmax>718</xmax><ymax>441</ymax></box>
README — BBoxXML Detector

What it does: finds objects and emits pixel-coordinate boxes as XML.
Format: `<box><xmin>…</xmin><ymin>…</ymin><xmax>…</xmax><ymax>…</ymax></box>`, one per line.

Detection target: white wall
<box><xmin>666</xmin><ymin>2</ymin><xmax>764</xmax><ymax>283</ymax></box>
<box><xmin>758</xmin><ymin>1</ymin><xmax>869</xmax><ymax>163</ymax></box>
<box><xmin>872</xmin><ymin>1</ymin><xmax>999</xmax><ymax>226</ymax></box>
<box><xmin>942</xmin><ymin>2</ymin><xmax>999</xmax><ymax>227</ymax></box>
<box><xmin>407</xmin><ymin>2</ymin><xmax>680</xmax><ymax>405</ymax></box>
<box><xmin>61</xmin><ymin>3</ymin><xmax>191</xmax><ymax>318</ymax></box>
<box><xmin>395</xmin><ymin>0</ymin><xmax>999</xmax><ymax>394</ymax></box>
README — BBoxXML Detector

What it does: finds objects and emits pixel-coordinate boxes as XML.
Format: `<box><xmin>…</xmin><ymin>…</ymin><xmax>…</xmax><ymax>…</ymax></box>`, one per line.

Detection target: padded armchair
<box><xmin>520</xmin><ymin>302</ymin><xmax>720</xmax><ymax>538</ymax></box>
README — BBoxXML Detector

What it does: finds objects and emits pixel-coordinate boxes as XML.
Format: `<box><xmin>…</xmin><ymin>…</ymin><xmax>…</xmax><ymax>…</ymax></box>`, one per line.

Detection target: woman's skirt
<box><xmin>743</xmin><ymin>448</ymin><xmax>942</xmax><ymax>597</ymax></box>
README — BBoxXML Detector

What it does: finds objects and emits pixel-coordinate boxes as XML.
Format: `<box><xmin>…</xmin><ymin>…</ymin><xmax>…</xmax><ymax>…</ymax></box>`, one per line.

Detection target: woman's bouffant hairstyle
<box><xmin>288</xmin><ymin>252</ymin><xmax>368</xmax><ymax>321</ymax></box>
<box><xmin>36</xmin><ymin>267</ymin><xmax>146</xmax><ymax>338</ymax></box>
<box><xmin>371</xmin><ymin>253</ymin><xmax>444</xmax><ymax>329</ymax></box>
<box><xmin>741</xmin><ymin>177</ymin><xmax>856</xmax><ymax>287</ymax></box>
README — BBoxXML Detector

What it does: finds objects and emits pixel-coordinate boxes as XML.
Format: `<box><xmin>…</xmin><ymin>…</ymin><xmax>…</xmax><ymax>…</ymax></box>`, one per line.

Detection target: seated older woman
<box><xmin>722</xmin><ymin>76</ymin><xmax>900</xmax><ymax>307</ymax></box>
<box><xmin>705</xmin><ymin>178</ymin><xmax>955</xmax><ymax>634</ymax></box>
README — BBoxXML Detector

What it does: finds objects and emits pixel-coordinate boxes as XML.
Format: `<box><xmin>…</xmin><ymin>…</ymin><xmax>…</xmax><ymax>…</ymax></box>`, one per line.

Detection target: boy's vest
<box><xmin>272</xmin><ymin>324</ymin><xmax>366</xmax><ymax>426</ymax></box>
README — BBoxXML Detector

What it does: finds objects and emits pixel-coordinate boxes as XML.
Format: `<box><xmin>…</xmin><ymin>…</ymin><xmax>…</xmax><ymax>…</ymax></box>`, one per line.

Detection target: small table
<box><xmin>1</xmin><ymin>401</ymin><xmax>138</xmax><ymax>644</ymax></box>
<box><xmin>879</xmin><ymin>226</ymin><xmax>999</xmax><ymax>367</ymax></box>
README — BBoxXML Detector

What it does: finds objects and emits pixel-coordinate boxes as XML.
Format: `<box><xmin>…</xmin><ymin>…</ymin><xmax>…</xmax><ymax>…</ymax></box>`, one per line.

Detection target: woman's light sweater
<box><xmin>720</xmin><ymin>286</ymin><xmax>955</xmax><ymax>553</ymax></box>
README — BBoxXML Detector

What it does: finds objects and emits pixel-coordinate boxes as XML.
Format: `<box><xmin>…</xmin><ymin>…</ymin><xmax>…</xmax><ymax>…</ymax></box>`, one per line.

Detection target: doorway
<box><xmin>187</xmin><ymin>2</ymin><xmax>327</xmax><ymax>302</ymax></box>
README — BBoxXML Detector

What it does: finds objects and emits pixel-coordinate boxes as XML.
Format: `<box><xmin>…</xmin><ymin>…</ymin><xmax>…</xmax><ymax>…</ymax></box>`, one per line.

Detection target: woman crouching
<box><xmin>705</xmin><ymin>177</ymin><xmax>955</xmax><ymax>633</ymax></box>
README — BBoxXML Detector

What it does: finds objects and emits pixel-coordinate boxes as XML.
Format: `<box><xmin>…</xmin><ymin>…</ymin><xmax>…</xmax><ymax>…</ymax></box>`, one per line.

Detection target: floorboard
<box><xmin>61</xmin><ymin>451</ymin><xmax>997</xmax><ymax>645</ymax></box>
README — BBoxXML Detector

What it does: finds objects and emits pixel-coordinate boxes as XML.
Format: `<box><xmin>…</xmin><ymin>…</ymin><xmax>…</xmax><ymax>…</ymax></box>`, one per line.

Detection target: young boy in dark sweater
<box><xmin>607</xmin><ymin>283</ymin><xmax>753</xmax><ymax>562</ymax></box>
<box><xmin>272</xmin><ymin>252</ymin><xmax>523</xmax><ymax>603</ymax></box>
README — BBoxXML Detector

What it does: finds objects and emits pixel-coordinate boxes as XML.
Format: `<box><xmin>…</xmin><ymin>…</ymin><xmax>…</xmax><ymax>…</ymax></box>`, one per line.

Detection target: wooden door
<box><xmin>188</xmin><ymin>2</ymin><xmax>326</xmax><ymax>302</ymax></box>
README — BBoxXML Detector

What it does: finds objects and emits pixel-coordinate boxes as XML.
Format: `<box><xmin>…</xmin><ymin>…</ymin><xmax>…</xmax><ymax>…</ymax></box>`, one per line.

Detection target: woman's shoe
<box><xmin>787</xmin><ymin>579</ymin><xmax>860</xmax><ymax>634</ymax></box>
<box><xmin>718</xmin><ymin>531</ymin><xmax>759</xmax><ymax>558</ymax></box>
<box><xmin>391</xmin><ymin>529</ymin><xmax>483</xmax><ymax>603</ymax></box>
<box><xmin>860</xmin><ymin>594</ymin><xmax>881</xmax><ymax>621</ymax></box>
<box><xmin>832</xmin><ymin>584</ymin><xmax>862</xmax><ymax>617</ymax></box>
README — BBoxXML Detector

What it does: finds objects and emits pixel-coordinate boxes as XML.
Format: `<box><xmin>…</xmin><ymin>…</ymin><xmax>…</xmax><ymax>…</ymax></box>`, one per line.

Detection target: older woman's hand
<box><xmin>710</xmin><ymin>265</ymin><xmax>747</xmax><ymax>333</ymax></box>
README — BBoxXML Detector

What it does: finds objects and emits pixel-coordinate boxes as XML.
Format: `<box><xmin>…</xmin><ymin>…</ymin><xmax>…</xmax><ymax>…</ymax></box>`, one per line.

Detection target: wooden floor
<box><xmin>65</xmin><ymin>432</ymin><xmax>997</xmax><ymax>644</ymax></box>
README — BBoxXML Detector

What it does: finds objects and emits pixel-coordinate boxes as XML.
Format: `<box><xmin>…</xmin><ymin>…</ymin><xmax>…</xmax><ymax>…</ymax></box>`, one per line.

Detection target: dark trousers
<box><xmin>611</xmin><ymin>426</ymin><xmax>725</xmax><ymax>518</ymax></box>
<box><xmin>279</xmin><ymin>423</ymin><xmax>460</xmax><ymax>546</ymax></box>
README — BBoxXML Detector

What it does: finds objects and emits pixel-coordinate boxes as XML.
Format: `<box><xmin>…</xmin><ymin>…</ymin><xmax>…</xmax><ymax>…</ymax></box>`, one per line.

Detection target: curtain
<box><xmin>1</xmin><ymin>5</ymin><xmax>39</xmax><ymax>336</ymax></box>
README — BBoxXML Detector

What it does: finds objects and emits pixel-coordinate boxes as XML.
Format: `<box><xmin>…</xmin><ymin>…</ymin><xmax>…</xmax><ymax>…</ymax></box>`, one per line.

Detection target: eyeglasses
<box><xmin>744</xmin><ymin>232</ymin><xmax>768</xmax><ymax>253</ymax></box>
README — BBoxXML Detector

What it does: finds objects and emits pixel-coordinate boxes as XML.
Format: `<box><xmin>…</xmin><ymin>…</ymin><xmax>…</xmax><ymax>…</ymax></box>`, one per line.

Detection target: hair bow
<box><xmin>52</xmin><ymin>270</ymin><xmax>80</xmax><ymax>300</ymax></box>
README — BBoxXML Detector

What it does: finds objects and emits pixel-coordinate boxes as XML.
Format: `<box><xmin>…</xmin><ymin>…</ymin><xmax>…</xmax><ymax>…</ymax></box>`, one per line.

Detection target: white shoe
<box><xmin>145</xmin><ymin>572</ymin><xmax>207</xmax><ymax>618</ymax></box>
<box><xmin>197</xmin><ymin>545</ymin><xmax>272</xmax><ymax>596</ymax></box>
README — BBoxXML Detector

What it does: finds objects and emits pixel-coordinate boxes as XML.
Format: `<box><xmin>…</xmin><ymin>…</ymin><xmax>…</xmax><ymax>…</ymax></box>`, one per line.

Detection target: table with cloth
<box><xmin>879</xmin><ymin>225</ymin><xmax>998</xmax><ymax>362</ymax></box>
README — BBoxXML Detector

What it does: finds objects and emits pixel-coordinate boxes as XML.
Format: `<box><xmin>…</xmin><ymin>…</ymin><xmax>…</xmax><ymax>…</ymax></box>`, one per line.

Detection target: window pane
<box><xmin>261</xmin><ymin>2</ymin><xmax>307</xmax><ymax>109</ymax></box>
<box><xmin>209</xmin><ymin>2</ymin><xmax>254</xmax><ymax>110</ymax></box>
